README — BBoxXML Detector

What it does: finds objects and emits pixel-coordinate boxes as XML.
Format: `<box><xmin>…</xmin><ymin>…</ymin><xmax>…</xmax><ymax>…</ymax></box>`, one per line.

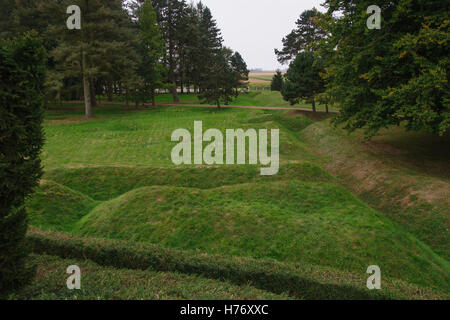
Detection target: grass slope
<box><xmin>73</xmin><ymin>180</ymin><xmax>449</xmax><ymax>291</ymax></box>
<box><xmin>27</xmin><ymin>228</ymin><xmax>448</xmax><ymax>300</ymax></box>
<box><xmin>9</xmin><ymin>254</ymin><xmax>289</xmax><ymax>300</ymax></box>
<box><xmin>302</xmin><ymin>122</ymin><xmax>450</xmax><ymax>259</ymax></box>
<box><xmin>26</xmin><ymin>181</ymin><xmax>98</xmax><ymax>232</ymax></box>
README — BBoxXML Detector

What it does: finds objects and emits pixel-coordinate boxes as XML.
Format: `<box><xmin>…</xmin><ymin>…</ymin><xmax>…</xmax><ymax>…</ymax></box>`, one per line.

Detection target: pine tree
<box><xmin>198</xmin><ymin>48</ymin><xmax>238</xmax><ymax>108</ymax></box>
<box><xmin>282</xmin><ymin>52</ymin><xmax>325</xmax><ymax>112</ymax></box>
<box><xmin>275</xmin><ymin>9</ymin><xmax>326</xmax><ymax>64</ymax></box>
<box><xmin>44</xmin><ymin>0</ymin><xmax>138</xmax><ymax>117</ymax></box>
<box><xmin>152</xmin><ymin>0</ymin><xmax>187</xmax><ymax>102</ymax></box>
<box><xmin>181</xmin><ymin>3</ymin><xmax>203</xmax><ymax>93</ymax></box>
<box><xmin>230</xmin><ymin>51</ymin><xmax>249</xmax><ymax>94</ymax></box>
<box><xmin>271</xmin><ymin>70</ymin><xmax>284</xmax><ymax>92</ymax></box>
<box><xmin>137</xmin><ymin>0</ymin><xmax>166</xmax><ymax>106</ymax></box>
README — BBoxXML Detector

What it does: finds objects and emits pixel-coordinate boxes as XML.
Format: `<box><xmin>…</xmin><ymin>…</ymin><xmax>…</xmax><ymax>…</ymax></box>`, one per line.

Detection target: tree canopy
<box><xmin>322</xmin><ymin>0</ymin><xmax>449</xmax><ymax>137</ymax></box>
<box><xmin>278</xmin><ymin>1</ymin><xmax>449</xmax><ymax>136</ymax></box>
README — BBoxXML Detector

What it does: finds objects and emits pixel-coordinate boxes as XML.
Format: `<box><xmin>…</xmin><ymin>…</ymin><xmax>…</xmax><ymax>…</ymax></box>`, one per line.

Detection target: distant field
<box><xmin>249</xmin><ymin>72</ymin><xmax>285</xmax><ymax>81</ymax></box>
<box><xmin>248</xmin><ymin>72</ymin><xmax>276</xmax><ymax>86</ymax></box>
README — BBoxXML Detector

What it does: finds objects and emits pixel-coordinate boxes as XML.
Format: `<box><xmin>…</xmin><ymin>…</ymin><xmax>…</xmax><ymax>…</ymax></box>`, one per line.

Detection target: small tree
<box><xmin>198</xmin><ymin>48</ymin><xmax>238</xmax><ymax>108</ymax></box>
<box><xmin>271</xmin><ymin>70</ymin><xmax>284</xmax><ymax>91</ymax></box>
<box><xmin>282</xmin><ymin>52</ymin><xmax>325</xmax><ymax>112</ymax></box>
<box><xmin>0</xmin><ymin>32</ymin><xmax>46</xmax><ymax>296</ymax></box>
<box><xmin>230</xmin><ymin>51</ymin><xmax>249</xmax><ymax>94</ymax></box>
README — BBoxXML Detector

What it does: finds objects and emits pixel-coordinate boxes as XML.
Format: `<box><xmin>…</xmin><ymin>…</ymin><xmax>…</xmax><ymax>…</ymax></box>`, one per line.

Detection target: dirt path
<box><xmin>54</xmin><ymin>101</ymin><xmax>339</xmax><ymax>114</ymax></box>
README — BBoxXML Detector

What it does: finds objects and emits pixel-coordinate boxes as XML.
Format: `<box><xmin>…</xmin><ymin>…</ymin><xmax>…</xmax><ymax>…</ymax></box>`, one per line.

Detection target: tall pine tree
<box><xmin>137</xmin><ymin>0</ymin><xmax>166</xmax><ymax>106</ymax></box>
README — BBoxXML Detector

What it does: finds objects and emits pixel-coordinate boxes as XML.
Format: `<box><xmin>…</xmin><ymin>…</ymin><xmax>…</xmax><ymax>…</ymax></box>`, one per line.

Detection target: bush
<box><xmin>27</xmin><ymin>228</ymin><xmax>448</xmax><ymax>300</ymax></box>
<box><xmin>0</xmin><ymin>32</ymin><xmax>46</xmax><ymax>296</ymax></box>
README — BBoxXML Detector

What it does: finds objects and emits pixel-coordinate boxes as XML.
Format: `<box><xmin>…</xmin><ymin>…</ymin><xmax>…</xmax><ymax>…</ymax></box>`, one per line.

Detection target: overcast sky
<box><xmin>198</xmin><ymin>0</ymin><xmax>324</xmax><ymax>71</ymax></box>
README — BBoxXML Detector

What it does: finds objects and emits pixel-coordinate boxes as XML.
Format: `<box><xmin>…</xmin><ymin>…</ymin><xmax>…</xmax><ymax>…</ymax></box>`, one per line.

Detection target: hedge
<box><xmin>0</xmin><ymin>32</ymin><xmax>46</xmax><ymax>296</ymax></box>
<box><xmin>27</xmin><ymin>228</ymin><xmax>447</xmax><ymax>300</ymax></box>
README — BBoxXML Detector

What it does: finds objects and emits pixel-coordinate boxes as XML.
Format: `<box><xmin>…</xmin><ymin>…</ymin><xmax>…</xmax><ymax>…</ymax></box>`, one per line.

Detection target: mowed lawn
<box><xmin>24</xmin><ymin>105</ymin><xmax>450</xmax><ymax>296</ymax></box>
<box><xmin>154</xmin><ymin>91</ymin><xmax>335</xmax><ymax>111</ymax></box>
<box><xmin>42</xmin><ymin>105</ymin><xmax>315</xmax><ymax>169</ymax></box>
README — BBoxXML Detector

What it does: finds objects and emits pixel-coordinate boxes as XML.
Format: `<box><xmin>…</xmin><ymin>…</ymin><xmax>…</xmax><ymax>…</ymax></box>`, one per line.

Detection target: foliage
<box><xmin>231</xmin><ymin>51</ymin><xmax>250</xmax><ymax>92</ymax></box>
<box><xmin>271</xmin><ymin>70</ymin><xmax>284</xmax><ymax>92</ymax></box>
<box><xmin>198</xmin><ymin>48</ymin><xmax>240</xmax><ymax>107</ymax></box>
<box><xmin>43</xmin><ymin>0</ymin><xmax>139</xmax><ymax>117</ymax></box>
<box><xmin>275</xmin><ymin>9</ymin><xmax>326</xmax><ymax>64</ymax></box>
<box><xmin>136</xmin><ymin>0</ymin><xmax>166</xmax><ymax>106</ymax></box>
<box><xmin>321</xmin><ymin>0</ymin><xmax>449</xmax><ymax>137</ymax></box>
<box><xmin>0</xmin><ymin>32</ymin><xmax>46</xmax><ymax>296</ymax></box>
<box><xmin>282</xmin><ymin>52</ymin><xmax>325</xmax><ymax>112</ymax></box>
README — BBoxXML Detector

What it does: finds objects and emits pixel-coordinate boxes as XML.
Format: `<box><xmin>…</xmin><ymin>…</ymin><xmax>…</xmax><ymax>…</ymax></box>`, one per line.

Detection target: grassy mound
<box><xmin>43</xmin><ymin>163</ymin><xmax>333</xmax><ymax>201</ymax></box>
<box><xmin>9</xmin><ymin>254</ymin><xmax>289</xmax><ymax>300</ymax></box>
<box><xmin>26</xmin><ymin>181</ymin><xmax>98</xmax><ymax>232</ymax></box>
<box><xmin>27</xmin><ymin>228</ymin><xmax>449</xmax><ymax>300</ymax></box>
<box><xmin>302</xmin><ymin>122</ymin><xmax>450</xmax><ymax>259</ymax></box>
<box><xmin>73</xmin><ymin>180</ymin><xmax>449</xmax><ymax>291</ymax></box>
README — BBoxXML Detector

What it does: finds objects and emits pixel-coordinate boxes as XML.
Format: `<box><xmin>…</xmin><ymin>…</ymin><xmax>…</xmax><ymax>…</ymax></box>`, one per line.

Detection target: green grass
<box><xmin>9</xmin><ymin>254</ymin><xmax>289</xmax><ymax>300</ymax></box>
<box><xmin>41</xmin><ymin>106</ymin><xmax>316</xmax><ymax>169</ymax></box>
<box><xmin>51</xmin><ymin>91</ymin><xmax>337</xmax><ymax>111</ymax></box>
<box><xmin>41</xmin><ymin>163</ymin><xmax>331</xmax><ymax>201</ymax></box>
<box><xmin>152</xmin><ymin>91</ymin><xmax>334</xmax><ymax>111</ymax></box>
<box><xmin>26</xmin><ymin>181</ymin><xmax>98</xmax><ymax>232</ymax></box>
<box><xmin>26</xmin><ymin>228</ymin><xmax>449</xmax><ymax>300</ymax></box>
<box><xmin>302</xmin><ymin>122</ymin><xmax>450</xmax><ymax>260</ymax></box>
<box><xmin>21</xmin><ymin>104</ymin><xmax>448</xmax><ymax>299</ymax></box>
<box><xmin>71</xmin><ymin>180</ymin><xmax>449</xmax><ymax>291</ymax></box>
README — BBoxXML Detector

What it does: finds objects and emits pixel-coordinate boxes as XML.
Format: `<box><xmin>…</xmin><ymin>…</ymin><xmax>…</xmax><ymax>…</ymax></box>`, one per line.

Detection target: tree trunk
<box><xmin>170</xmin><ymin>85</ymin><xmax>179</xmax><ymax>102</ymax></box>
<box><xmin>152</xmin><ymin>90</ymin><xmax>156</xmax><ymax>107</ymax></box>
<box><xmin>107</xmin><ymin>82</ymin><xmax>113</xmax><ymax>102</ymax></box>
<box><xmin>312</xmin><ymin>99</ymin><xmax>317</xmax><ymax>113</ymax></box>
<box><xmin>135</xmin><ymin>89</ymin><xmax>139</xmax><ymax>108</ymax></box>
<box><xmin>168</xmin><ymin>36</ymin><xmax>179</xmax><ymax>102</ymax></box>
<box><xmin>90</xmin><ymin>79</ymin><xmax>97</xmax><ymax>107</ymax></box>
<box><xmin>325</xmin><ymin>103</ymin><xmax>329</xmax><ymax>114</ymax></box>
<box><xmin>82</xmin><ymin>50</ymin><xmax>92</xmax><ymax>118</ymax></box>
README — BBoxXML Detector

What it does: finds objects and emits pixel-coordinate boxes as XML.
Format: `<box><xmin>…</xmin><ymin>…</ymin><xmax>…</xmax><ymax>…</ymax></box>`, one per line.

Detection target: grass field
<box><xmin>14</xmin><ymin>99</ymin><xmax>449</xmax><ymax>300</ymax></box>
<box><xmin>157</xmin><ymin>91</ymin><xmax>334</xmax><ymax>111</ymax></box>
<box><xmin>56</xmin><ymin>91</ymin><xmax>335</xmax><ymax>111</ymax></box>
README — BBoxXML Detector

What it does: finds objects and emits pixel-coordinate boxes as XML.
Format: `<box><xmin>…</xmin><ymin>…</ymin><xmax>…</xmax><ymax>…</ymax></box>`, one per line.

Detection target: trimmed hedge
<box><xmin>0</xmin><ymin>32</ymin><xmax>46</xmax><ymax>296</ymax></box>
<box><xmin>27</xmin><ymin>228</ymin><xmax>447</xmax><ymax>300</ymax></box>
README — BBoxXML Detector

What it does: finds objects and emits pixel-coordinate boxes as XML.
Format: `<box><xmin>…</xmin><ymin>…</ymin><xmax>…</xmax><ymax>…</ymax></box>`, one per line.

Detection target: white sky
<box><xmin>198</xmin><ymin>0</ymin><xmax>324</xmax><ymax>71</ymax></box>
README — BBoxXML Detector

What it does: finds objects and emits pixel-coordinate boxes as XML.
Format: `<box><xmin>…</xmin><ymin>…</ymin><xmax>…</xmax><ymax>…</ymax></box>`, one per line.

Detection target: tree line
<box><xmin>272</xmin><ymin>0</ymin><xmax>449</xmax><ymax>137</ymax></box>
<box><xmin>0</xmin><ymin>0</ymin><xmax>249</xmax><ymax>116</ymax></box>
